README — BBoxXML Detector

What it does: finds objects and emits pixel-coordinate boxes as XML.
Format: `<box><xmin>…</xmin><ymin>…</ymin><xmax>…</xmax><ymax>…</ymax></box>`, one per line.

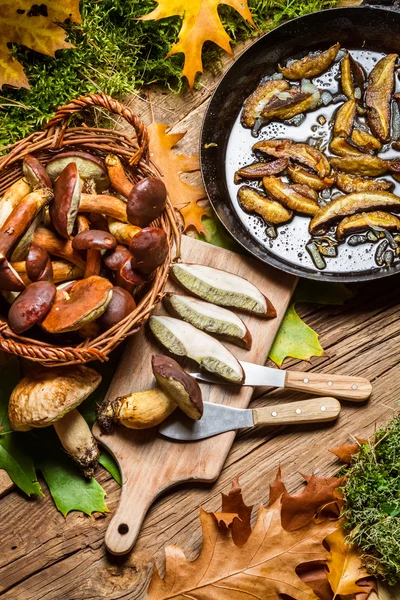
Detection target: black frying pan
<box><xmin>200</xmin><ymin>2</ymin><xmax>400</xmax><ymax>282</ymax></box>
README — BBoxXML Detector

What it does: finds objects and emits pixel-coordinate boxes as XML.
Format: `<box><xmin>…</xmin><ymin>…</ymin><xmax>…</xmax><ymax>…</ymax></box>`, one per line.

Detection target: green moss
<box><xmin>342</xmin><ymin>415</ymin><xmax>400</xmax><ymax>585</ymax></box>
<box><xmin>0</xmin><ymin>0</ymin><xmax>335</xmax><ymax>146</ymax></box>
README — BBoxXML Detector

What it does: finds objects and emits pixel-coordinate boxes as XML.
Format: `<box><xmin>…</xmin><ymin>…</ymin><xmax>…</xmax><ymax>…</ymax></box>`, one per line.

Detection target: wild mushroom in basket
<box><xmin>8</xmin><ymin>366</ymin><xmax>101</xmax><ymax>478</ymax></box>
<box><xmin>46</xmin><ymin>151</ymin><xmax>110</xmax><ymax>193</ymax></box>
<box><xmin>98</xmin><ymin>287</ymin><xmax>136</xmax><ymax>331</ymax></box>
<box><xmin>23</xmin><ymin>155</ymin><xmax>52</xmax><ymax>190</ymax></box>
<box><xmin>25</xmin><ymin>244</ymin><xmax>53</xmax><ymax>282</ymax></box>
<box><xmin>0</xmin><ymin>179</ymin><xmax>31</xmax><ymax>229</ymax></box>
<box><xmin>72</xmin><ymin>230</ymin><xmax>117</xmax><ymax>278</ymax></box>
<box><xmin>130</xmin><ymin>227</ymin><xmax>169</xmax><ymax>274</ymax></box>
<box><xmin>8</xmin><ymin>281</ymin><xmax>56</xmax><ymax>334</ymax></box>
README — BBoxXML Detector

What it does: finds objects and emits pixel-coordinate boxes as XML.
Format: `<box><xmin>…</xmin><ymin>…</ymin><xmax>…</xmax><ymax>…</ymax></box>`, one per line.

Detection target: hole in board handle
<box><xmin>118</xmin><ymin>523</ymin><xmax>129</xmax><ymax>535</ymax></box>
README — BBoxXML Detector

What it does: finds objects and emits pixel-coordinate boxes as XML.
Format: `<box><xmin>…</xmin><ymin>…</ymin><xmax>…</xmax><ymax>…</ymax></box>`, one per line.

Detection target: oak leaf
<box><xmin>325</xmin><ymin>528</ymin><xmax>370</xmax><ymax>597</ymax></box>
<box><xmin>214</xmin><ymin>475</ymin><xmax>253</xmax><ymax>546</ymax></box>
<box><xmin>330</xmin><ymin>439</ymin><xmax>367</xmax><ymax>464</ymax></box>
<box><xmin>0</xmin><ymin>0</ymin><xmax>81</xmax><ymax>90</ymax></box>
<box><xmin>140</xmin><ymin>0</ymin><xmax>256</xmax><ymax>89</ymax></box>
<box><xmin>148</xmin><ymin>495</ymin><xmax>337</xmax><ymax>599</ymax></box>
<box><xmin>148</xmin><ymin>122</ymin><xmax>209</xmax><ymax>235</ymax></box>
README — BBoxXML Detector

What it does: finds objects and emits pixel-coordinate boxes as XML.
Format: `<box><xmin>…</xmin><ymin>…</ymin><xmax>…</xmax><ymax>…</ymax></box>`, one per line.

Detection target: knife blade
<box><xmin>190</xmin><ymin>361</ymin><xmax>372</xmax><ymax>401</ymax></box>
<box><xmin>159</xmin><ymin>397</ymin><xmax>341</xmax><ymax>441</ymax></box>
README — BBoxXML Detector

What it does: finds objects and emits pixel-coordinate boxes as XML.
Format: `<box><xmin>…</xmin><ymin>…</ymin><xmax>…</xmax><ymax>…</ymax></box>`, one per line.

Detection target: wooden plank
<box><xmin>93</xmin><ymin>235</ymin><xmax>296</xmax><ymax>555</ymax></box>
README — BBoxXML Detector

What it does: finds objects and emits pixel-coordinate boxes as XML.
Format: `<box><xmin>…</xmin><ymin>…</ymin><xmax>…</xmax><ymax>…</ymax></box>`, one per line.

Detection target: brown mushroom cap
<box><xmin>151</xmin><ymin>354</ymin><xmax>203</xmax><ymax>420</ymax></box>
<box><xmin>46</xmin><ymin>152</ymin><xmax>110</xmax><ymax>192</ymax></box>
<box><xmin>127</xmin><ymin>177</ymin><xmax>167</xmax><ymax>227</ymax></box>
<box><xmin>0</xmin><ymin>259</ymin><xmax>25</xmax><ymax>291</ymax></box>
<box><xmin>8</xmin><ymin>366</ymin><xmax>101</xmax><ymax>431</ymax></box>
<box><xmin>72</xmin><ymin>230</ymin><xmax>117</xmax><ymax>252</ymax></box>
<box><xmin>8</xmin><ymin>281</ymin><xmax>56</xmax><ymax>334</ymax></box>
<box><xmin>50</xmin><ymin>163</ymin><xmax>82</xmax><ymax>239</ymax></box>
<box><xmin>130</xmin><ymin>227</ymin><xmax>168</xmax><ymax>274</ymax></box>
<box><xmin>26</xmin><ymin>244</ymin><xmax>53</xmax><ymax>282</ymax></box>
<box><xmin>41</xmin><ymin>276</ymin><xmax>113</xmax><ymax>333</ymax></box>
<box><xmin>23</xmin><ymin>155</ymin><xmax>52</xmax><ymax>189</ymax></box>
<box><xmin>98</xmin><ymin>286</ymin><xmax>136</xmax><ymax>330</ymax></box>
<box><xmin>120</xmin><ymin>258</ymin><xmax>146</xmax><ymax>285</ymax></box>
<box><xmin>104</xmin><ymin>245</ymin><xmax>132</xmax><ymax>271</ymax></box>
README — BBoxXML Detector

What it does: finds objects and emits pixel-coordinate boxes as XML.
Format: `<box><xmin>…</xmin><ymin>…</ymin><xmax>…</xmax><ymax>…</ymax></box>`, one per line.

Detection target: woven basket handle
<box><xmin>45</xmin><ymin>93</ymin><xmax>149</xmax><ymax>165</ymax></box>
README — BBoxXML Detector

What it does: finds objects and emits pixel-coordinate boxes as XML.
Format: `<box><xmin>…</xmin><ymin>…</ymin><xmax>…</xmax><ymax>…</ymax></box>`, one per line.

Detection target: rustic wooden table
<box><xmin>2</xmin><ymin>4</ymin><xmax>400</xmax><ymax>597</ymax></box>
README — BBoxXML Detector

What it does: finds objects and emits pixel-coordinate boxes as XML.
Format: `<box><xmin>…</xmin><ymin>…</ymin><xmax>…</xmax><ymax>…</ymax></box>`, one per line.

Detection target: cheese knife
<box><xmin>159</xmin><ymin>397</ymin><xmax>341</xmax><ymax>441</ymax></box>
<box><xmin>191</xmin><ymin>361</ymin><xmax>372</xmax><ymax>402</ymax></box>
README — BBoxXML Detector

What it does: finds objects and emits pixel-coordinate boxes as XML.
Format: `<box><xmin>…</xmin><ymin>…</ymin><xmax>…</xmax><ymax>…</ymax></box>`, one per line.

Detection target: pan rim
<box><xmin>199</xmin><ymin>4</ymin><xmax>400</xmax><ymax>283</ymax></box>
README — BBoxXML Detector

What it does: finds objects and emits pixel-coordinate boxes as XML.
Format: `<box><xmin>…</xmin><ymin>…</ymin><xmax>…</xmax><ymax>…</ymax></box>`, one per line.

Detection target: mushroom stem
<box><xmin>0</xmin><ymin>189</ymin><xmax>52</xmax><ymax>259</ymax></box>
<box><xmin>77</xmin><ymin>215</ymin><xmax>90</xmax><ymax>234</ymax></box>
<box><xmin>80</xmin><ymin>194</ymin><xmax>127</xmax><ymax>222</ymax></box>
<box><xmin>85</xmin><ymin>249</ymin><xmax>101</xmax><ymax>278</ymax></box>
<box><xmin>0</xmin><ymin>178</ymin><xmax>31</xmax><ymax>228</ymax></box>
<box><xmin>107</xmin><ymin>218</ymin><xmax>141</xmax><ymax>245</ymax></box>
<box><xmin>105</xmin><ymin>154</ymin><xmax>133</xmax><ymax>198</ymax></box>
<box><xmin>33</xmin><ymin>227</ymin><xmax>85</xmax><ymax>269</ymax></box>
<box><xmin>13</xmin><ymin>260</ymin><xmax>84</xmax><ymax>285</ymax></box>
<box><xmin>53</xmin><ymin>409</ymin><xmax>99</xmax><ymax>479</ymax></box>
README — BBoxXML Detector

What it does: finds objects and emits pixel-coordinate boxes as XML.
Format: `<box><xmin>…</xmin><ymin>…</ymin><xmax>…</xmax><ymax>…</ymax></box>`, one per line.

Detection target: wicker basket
<box><xmin>0</xmin><ymin>93</ymin><xmax>181</xmax><ymax>366</ymax></box>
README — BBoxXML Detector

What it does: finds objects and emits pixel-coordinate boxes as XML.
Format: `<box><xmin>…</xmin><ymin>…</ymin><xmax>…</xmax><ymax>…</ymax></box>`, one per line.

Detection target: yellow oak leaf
<box><xmin>140</xmin><ymin>0</ymin><xmax>256</xmax><ymax>89</ymax></box>
<box><xmin>148</xmin><ymin>122</ymin><xmax>209</xmax><ymax>235</ymax></box>
<box><xmin>325</xmin><ymin>528</ymin><xmax>369</xmax><ymax>597</ymax></box>
<box><xmin>0</xmin><ymin>0</ymin><xmax>81</xmax><ymax>90</ymax></box>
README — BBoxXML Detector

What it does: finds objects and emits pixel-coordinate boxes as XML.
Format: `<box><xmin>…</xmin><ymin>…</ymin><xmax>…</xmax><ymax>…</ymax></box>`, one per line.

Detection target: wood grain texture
<box><xmin>252</xmin><ymin>397</ymin><xmax>341</xmax><ymax>426</ymax></box>
<box><xmin>285</xmin><ymin>370</ymin><xmax>372</xmax><ymax>401</ymax></box>
<box><xmin>93</xmin><ymin>235</ymin><xmax>296</xmax><ymax>555</ymax></box>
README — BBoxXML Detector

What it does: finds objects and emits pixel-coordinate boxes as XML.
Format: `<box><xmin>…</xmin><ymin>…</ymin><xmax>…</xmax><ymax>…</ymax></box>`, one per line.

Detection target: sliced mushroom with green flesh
<box><xmin>164</xmin><ymin>293</ymin><xmax>252</xmax><ymax>349</ymax></box>
<box><xmin>26</xmin><ymin>244</ymin><xmax>53</xmax><ymax>282</ymax></box>
<box><xmin>278</xmin><ymin>43</ymin><xmax>340</xmax><ymax>80</ymax></box>
<box><xmin>127</xmin><ymin>177</ymin><xmax>167</xmax><ymax>228</ymax></box>
<box><xmin>46</xmin><ymin>151</ymin><xmax>110</xmax><ymax>192</ymax></box>
<box><xmin>97</xmin><ymin>286</ymin><xmax>136</xmax><ymax>331</ymax></box>
<box><xmin>170</xmin><ymin>263</ymin><xmax>275</xmax><ymax>317</ymax></box>
<box><xmin>23</xmin><ymin>155</ymin><xmax>52</xmax><ymax>189</ymax></box>
<box><xmin>241</xmin><ymin>80</ymin><xmax>290</xmax><ymax>128</ymax></box>
<box><xmin>41</xmin><ymin>276</ymin><xmax>113</xmax><ymax>333</ymax></box>
<box><xmin>336</xmin><ymin>211</ymin><xmax>400</xmax><ymax>239</ymax></box>
<box><xmin>238</xmin><ymin>185</ymin><xmax>293</xmax><ymax>225</ymax></box>
<box><xmin>262</xmin><ymin>176</ymin><xmax>319</xmax><ymax>215</ymax></box>
<box><xmin>234</xmin><ymin>158</ymin><xmax>288</xmax><ymax>183</ymax></box>
<box><xmin>149</xmin><ymin>315</ymin><xmax>244</xmax><ymax>383</ymax></box>
<box><xmin>8</xmin><ymin>281</ymin><xmax>56</xmax><ymax>333</ymax></box>
<box><xmin>0</xmin><ymin>179</ymin><xmax>31</xmax><ymax>228</ymax></box>
<box><xmin>254</xmin><ymin>139</ymin><xmax>330</xmax><ymax>178</ymax></box>
<box><xmin>366</xmin><ymin>54</ymin><xmax>398</xmax><ymax>142</ymax></box>
<box><xmin>72</xmin><ymin>230</ymin><xmax>117</xmax><ymax>278</ymax></box>
<box><xmin>130</xmin><ymin>227</ymin><xmax>169</xmax><ymax>274</ymax></box>
<box><xmin>309</xmin><ymin>191</ymin><xmax>400</xmax><ymax>235</ymax></box>
<box><xmin>8</xmin><ymin>366</ymin><xmax>101</xmax><ymax>478</ymax></box>
<box><xmin>152</xmin><ymin>354</ymin><xmax>203</xmax><ymax>420</ymax></box>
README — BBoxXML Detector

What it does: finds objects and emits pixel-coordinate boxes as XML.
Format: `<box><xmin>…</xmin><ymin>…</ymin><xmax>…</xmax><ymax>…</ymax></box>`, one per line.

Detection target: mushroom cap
<box><xmin>152</xmin><ymin>354</ymin><xmax>203</xmax><ymax>420</ymax></box>
<box><xmin>8</xmin><ymin>365</ymin><xmax>101</xmax><ymax>431</ymax></box>
<box><xmin>127</xmin><ymin>177</ymin><xmax>167</xmax><ymax>227</ymax></box>
<box><xmin>120</xmin><ymin>258</ymin><xmax>145</xmax><ymax>285</ymax></box>
<box><xmin>98</xmin><ymin>286</ymin><xmax>136</xmax><ymax>330</ymax></box>
<box><xmin>23</xmin><ymin>155</ymin><xmax>52</xmax><ymax>189</ymax></box>
<box><xmin>46</xmin><ymin>152</ymin><xmax>110</xmax><ymax>192</ymax></box>
<box><xmin>26</xmin><ymin>244</ymin><xmax>53</xmax><ymax>282</ymax></box>
<box><xmin>130</xmin><ymin>227</ymin><xmax>168</xmax><ymax>274</ymax></box>
<box><xmin>104</xmin><ymin>245</ymin><xmax>132</xmax><ymax>271</ymax></box>
<box><xmin>50</xmin><ymin>163</ymin><xmax>82</xmax><ymax>239</ymax></box>
<box><xmin>8</xmin><ymin>281</ymin><xmax>56</xmax><ymax>334</ymax></box>
<box><xmin>41</xmin><ymin>275</ymin><xmax>113</xmax><ymax>333</ymax></box>
<box><xmin>72</xmin><ymin>229</ymin><xmax>117</xmax><ymax>251</ymax></box>
<box><xmin>0</xmin><ymin>259</ymin><xmax>25</xmax><ymax>291</ymax></box>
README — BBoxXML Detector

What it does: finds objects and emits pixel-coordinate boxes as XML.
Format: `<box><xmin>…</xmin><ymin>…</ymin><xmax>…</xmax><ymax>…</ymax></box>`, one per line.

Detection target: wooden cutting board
<box><xmin>93</xmin><ymin>235</ymin><xmax>297</xmax><ymax>555</ymax></box>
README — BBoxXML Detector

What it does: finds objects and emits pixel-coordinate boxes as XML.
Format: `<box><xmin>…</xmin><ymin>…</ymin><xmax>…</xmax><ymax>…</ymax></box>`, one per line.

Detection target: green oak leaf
<box><xmin>99</xmin><ymin>452</ymin><xmax>121</xmax><ymax>486</ymax></box>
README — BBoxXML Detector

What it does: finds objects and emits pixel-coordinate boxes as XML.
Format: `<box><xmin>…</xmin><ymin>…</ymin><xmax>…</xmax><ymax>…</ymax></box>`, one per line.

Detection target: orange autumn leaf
<box><xmin>215</xmin><ymin>475</ymin><xmax>253</xmax><ymax>546</ymax></box>
<box><xmin>269</xmin><ymin>466</ymin><xmax>287</xmax><ymax>506</ymax></box>
<box><xmin>325</xmin><ymin>528</ymin><xmax>370</xmax><ymax>597</ymax></box>
<box><xmin>148</xmin><ymin>122</ymin><xmax>209</xmax><ymax>235</ymax></box>
<box><xmin>140</xmin><ymin>0</ymin><xmax>256</xmax><ymax>89</ymax></box>
<box><xmin>330</xmin><ymin>439</ymin><xmax>368</xmax><ymax>464</ymax></box>
<box><xmin>0</xmin><ymin>0</ymin><xmax>81</xmax><ymax>90</ymax></box>
<box><xmin>148</xmin><ymin>496</ymin><xmax>337</xmax><ymax>600</ymax></box>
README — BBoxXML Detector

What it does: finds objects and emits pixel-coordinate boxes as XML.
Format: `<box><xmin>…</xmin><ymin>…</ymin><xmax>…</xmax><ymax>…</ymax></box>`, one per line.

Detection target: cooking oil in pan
<box><xmin>225</xmin><ymin>49</ymin><xmax>400</xmax><ymax>274</ymax></box>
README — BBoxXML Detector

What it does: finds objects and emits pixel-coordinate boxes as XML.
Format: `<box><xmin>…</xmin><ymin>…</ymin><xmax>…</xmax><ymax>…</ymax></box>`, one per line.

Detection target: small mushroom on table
<box><xmin>8</xmin><ymin>366</ymin><xmax>101</xmax><ymax>478</ymax></box>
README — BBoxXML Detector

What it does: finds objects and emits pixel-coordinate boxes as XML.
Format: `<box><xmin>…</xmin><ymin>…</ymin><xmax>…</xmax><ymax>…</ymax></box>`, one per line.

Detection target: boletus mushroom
<box><xmin>41</xmin><ymin>276</ymin><xmax>113</xmax><ymax>333</ymax></box>
<box><xmin>26</xmin><ymin>244</ymin><xmax>53</xmax><ymax>282</ymax></box>
<box><xmin>127</xmin><ymin>177</ymin><xmax>167</xmax><ymax>228</ymax></box>
<box><xmin>0</xmin><ymin>178</ymin><xmax>31</xmax><ymax>228</ymax></box>
<box><xmin>23</xmin><ymin>155</ymin><xmax>52</xmax><ymax>189</ymax></box>
<box><xmin>0</xmin><ymin>259</ymin><xmax>25</xmax><ymax>292</ymax></box>
<box><xmin>50</xmin><ymin>163</ymin><xmax>82</xmax><ymax>239</ymax></box>
<box><xmin>46</xmin><ymin>151</ymin><xmax>110</xmax><ymax>192</ymax></box>
<box><xmin>98</xmin><ymin>286</ymin><xmax>136</xmax><ymax>330</ymax></box>
<box><xmin>72</xmin><ymin>230</ymin><xmax>117</xmax><ymax>278</ymax></box>
<box><xmin>130</xmin><ymin>227</ymin><xmax>168</xmax><ymax>274</ymax></box>
<box><xmin>8</xmin><ymin>366</ymin><xmax>101</xmax><ymax>478</ymax></box>
<box><xmin>105</xmin><ymin>154</ymin><xmax>133</xmax><ymax>198</ymax></box>
<box><xmin>152</xmin><ymin>355</ymin><xmax>203</xmax><ymax>420</ymax></box>
<box><xmin>8</xmin><ymin>281</ymin><xmax>56</xmax><ymax>334</ymax></box>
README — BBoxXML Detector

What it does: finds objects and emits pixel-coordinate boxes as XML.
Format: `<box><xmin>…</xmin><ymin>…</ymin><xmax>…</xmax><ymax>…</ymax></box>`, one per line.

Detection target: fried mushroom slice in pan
<box><xmin>278</xmin><ymin>43</ymin><xmax>340</xmax><ymax>80</ymax></box>
<box><xmin>333</xmin><ymin>99</ymin><xmax>357</xmax><ymax>139</ymax></box>
<box><xmin>309</xmin><ymin>191</ymin><xmax>400</xmax><ymax>235</ymax></box>
<box><xmin>286</xmin><ymin>164</ymin><xmax>334</xmax><ymax>190</ymax></box>
<box><xmin>234</xmin><ymin>158</ymin><xmax>288</xmax><ymax>183</ymax></box>
<box><xmin>262</xmin><ymin>177</ymin><xmax>319</xmax><ymax>216</ymax></box>
<box><xmin>238</xmin><ymin>186</ymin><xmax>293</xmax><ymax>225</ymax></box>
<box><xmin>330</xmin><ymin>137</ymin><xmax>363</xmax><ymax>157</ymax></box>
<box><xmin>241</xmin><ymin>80</ymin><xmax>290</xmax><ymax>128</ymax></box>
<box><xmin>336</xmin><ymin>172</ymin><xmax>394</xmax><ymax>194</ymax></box>
<box><xmin>254</xmin><ymin>139</ymin><xmax>330</xmax><ymax>178</ymax></box>
<box><xmin>341</xmin><ymin>53</ymin><xmax>365</xmax><ymax>104</ymax></box>
<box><xmin>366</xmin><ymin>53</ymin><xmax>398</xmax><ymax>142</ymax></box>
<box><xmin>336</xmin><ymin>211</ymin><xmax>400</xmax><ymax>239</ymax></box>
<box><xmin>330</xmin><ymin>155</ymin><xmax>388</xmax><ymax>177</ymax></box>
<box><xmin>260</xmin><ymin>88</ymin><xmax>320</xmax><ymax>123</ymax></box>
<box><xmin>351</xmin><ymin>129</ymin><xmax>382</xmax><ymax>152</ymax></box>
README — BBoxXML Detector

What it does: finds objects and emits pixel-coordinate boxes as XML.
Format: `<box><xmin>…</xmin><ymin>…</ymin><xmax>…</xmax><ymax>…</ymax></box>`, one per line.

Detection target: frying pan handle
<box><xmin>361</xmin><ymin>0</ymin><xmax>400</xmax><ymax>11</ymax></box>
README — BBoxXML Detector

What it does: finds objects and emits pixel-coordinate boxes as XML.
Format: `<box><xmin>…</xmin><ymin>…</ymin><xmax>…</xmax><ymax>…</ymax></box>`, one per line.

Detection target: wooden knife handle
<box><xmin>285</xmin><ymin>371</ymin><xmax>372</xmax><ymax>402</ymax></box>
<box><xmin>253</xmin><ymin>397</ymin><xmax>341</xmax><ymax>426</ymax></box>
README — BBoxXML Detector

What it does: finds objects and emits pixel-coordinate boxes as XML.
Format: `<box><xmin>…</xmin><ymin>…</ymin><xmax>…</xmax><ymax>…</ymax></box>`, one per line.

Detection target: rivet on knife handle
<box><xmin>252</xmin><ymin>397</ymin><xmax>341</xmax><ymax>426</ymax></box>
<box><xmin>284</xmin><ymin>371</ymin><xmax>372</xmax><ymax>402</ymax></box>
